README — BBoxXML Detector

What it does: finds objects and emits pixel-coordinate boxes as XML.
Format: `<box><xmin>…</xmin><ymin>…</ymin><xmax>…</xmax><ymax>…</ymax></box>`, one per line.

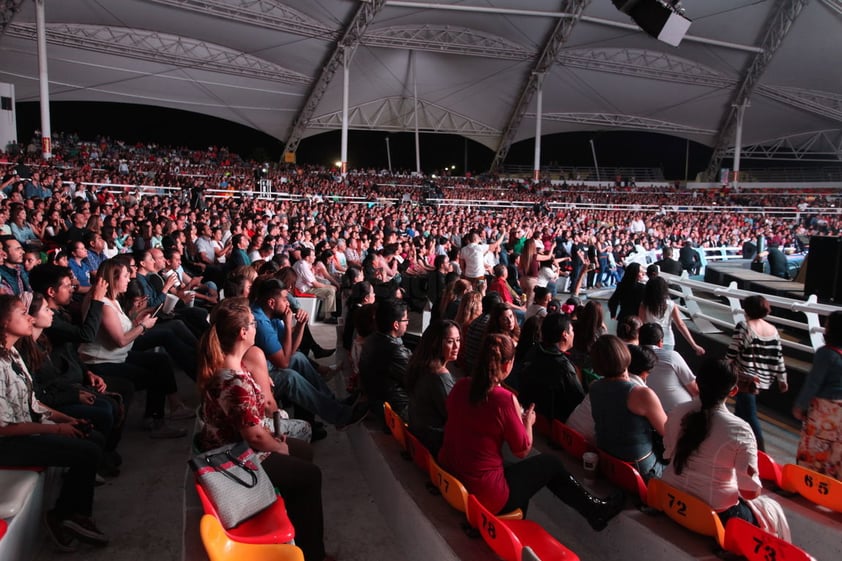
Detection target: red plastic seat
<box><xmin>757</xmin><ymin>451</ymin><xmax>783</xmax><ymax>488</ymax></box>
<box><xmin>597</xmin><ymin>450</ymin><xmax>647</xmax><ymax>504</ymax></box>
<box><xmin>0</xmin><ymin>518</ymin><xmax>7</xmax><ymax>541</ymax></box>
<box><xmin>466</xmin><ymin>494</ymin><xmax>579</xmax><ymax>561</ymax></box>
<box><xmin>551</xmin><ymin>420</ymin><xmax>593</xmax><ymax>460</ymax></box>
<box><xmin>724</xmin><ymin>517</ymin><xmax>812</xmax><ymax>561</ymax></box>
<box><xmin>383</xmin><ymin>402</ymin><xmax>407</xmax><ymax>450</ymax></box>
<box><xmin>195</xmin><ymin>483</ymin><xmax>295</xmax><ymax>544</ymax></box>
<box><xmin>533</xmin><ymin>413</ymin><xmax>552</xmax><ymax>438</ymax></box>
<box><xmin>404</xmin><ymin>430</ymin><xmax>432</xmax><ymax>474</ymax></box>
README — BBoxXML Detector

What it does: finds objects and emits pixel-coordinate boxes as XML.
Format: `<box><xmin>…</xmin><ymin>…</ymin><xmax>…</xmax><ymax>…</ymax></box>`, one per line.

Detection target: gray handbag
<box><xmin>189</xmin><ymin>441</ymin><xmax>276</xmax><ymax>528</ymax></box>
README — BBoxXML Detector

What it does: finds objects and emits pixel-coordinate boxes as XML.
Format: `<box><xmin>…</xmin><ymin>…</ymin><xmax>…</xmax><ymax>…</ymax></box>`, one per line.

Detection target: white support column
<box><xmin>533</xmin><ymin>73</ymin><xmax>544</xmax><ymax>183</ymax></box>
<box><xmin>732</xmin><ymin>102</ymin><xmax>747</xmax><ymax>187</ymax></box>
<box><xmin>340</xmin><ymin>47</ymin><xmax>350</xmax><ymax>178</ymax></box>
<box><xmin>35</xmin><ymin>0</ymin><xmax>51</xmax><ymax>160</ymax></box>
<box><xmin>412</xmin><ymin>52</ymin><xmax>421</xmax><ymax>175</ymax></box>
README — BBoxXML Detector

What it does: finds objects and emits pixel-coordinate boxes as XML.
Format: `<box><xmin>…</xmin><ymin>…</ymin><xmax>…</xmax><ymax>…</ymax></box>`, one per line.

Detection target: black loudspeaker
<box><xmin>805</xmin><ymin>236</ymin><xmax>842</xmax><ymax>302</ymax></box>
<box><xmin>611</xmin><ymin>0</ymin><xmax>691</xmax><ymax>46</ymax></box>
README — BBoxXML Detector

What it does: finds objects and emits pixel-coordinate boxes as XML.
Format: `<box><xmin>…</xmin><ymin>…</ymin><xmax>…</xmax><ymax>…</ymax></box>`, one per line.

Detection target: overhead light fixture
<box><xmin>611</xmin><ymin>0</ymin><xmax>692</xmax><ymax>47</ymax></box>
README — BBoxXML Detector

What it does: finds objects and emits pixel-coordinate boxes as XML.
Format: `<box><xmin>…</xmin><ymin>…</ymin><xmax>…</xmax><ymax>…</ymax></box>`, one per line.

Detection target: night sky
<box><xmin>16</xmin><ymin>100</ymin><xmax>713</xmax><ymax>179</ymax></box>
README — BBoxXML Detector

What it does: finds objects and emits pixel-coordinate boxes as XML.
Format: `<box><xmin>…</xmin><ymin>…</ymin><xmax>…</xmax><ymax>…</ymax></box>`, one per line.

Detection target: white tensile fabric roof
<box><xmin>1</xmin><ymin>0</ymin><xmax>841</xmax><ymax>169</ymax></box>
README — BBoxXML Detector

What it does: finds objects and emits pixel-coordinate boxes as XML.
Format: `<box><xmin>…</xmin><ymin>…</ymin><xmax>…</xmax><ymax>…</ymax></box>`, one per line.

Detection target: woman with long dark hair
<box><xmin>662</xmin><ymin>358</ymin><xmax>786</xmax><ymax>530</ymax></box>
<box><xmin>196</xmin><ymin>298</ymin><xmax>330</xmax><ymax>561</ymax></box>
<box><xmin>407</xmin><ymin>319</ymin><xmax>460</xmax><ymax>455</ymax></box>
<box><xmin>0</xmin><ymin>295</ymin><xmax>109</xmax><ymax>550</ymax></box>
<box><xmin>439</xmin><ymin>334</ymin><xmax>623</xmax><ymax>529</ymax></box>
<box><xmin>639</xmin><ymin>276</ymin><xmax>704</xmax><ymax>354</ymax></box>
<box><xmin>607</xmin><ymin>262</ymin><xmax>645</xmax><ymax>322</ymax></box>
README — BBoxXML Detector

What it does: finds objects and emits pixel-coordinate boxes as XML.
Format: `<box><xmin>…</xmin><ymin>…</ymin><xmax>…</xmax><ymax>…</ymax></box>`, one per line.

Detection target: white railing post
<box><xmin>724</xmin><ymin>281</ymin><xmax>746</xmax><ymax>326</ymax></box>
<box><xmin>803</xmin><ymin>294</ymin><xmax>826</xmax><ymax>351</ymax></box>
<box><xmin>677</xmin><ymin>272</ymin><xmax>719</xmax><ymax>333</ymax></box>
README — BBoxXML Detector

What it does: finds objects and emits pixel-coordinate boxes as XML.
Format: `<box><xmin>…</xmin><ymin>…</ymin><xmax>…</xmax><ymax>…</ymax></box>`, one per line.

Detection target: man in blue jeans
<box><xmin>246</xmin><ymin>278</ymin><xmax>365</xmax><ymax>436</ymax></box>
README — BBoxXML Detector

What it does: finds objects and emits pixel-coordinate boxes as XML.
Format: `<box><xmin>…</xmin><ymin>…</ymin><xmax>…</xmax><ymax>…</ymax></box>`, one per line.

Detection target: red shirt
<box><xmin>438</xmin><ymin>379</ymin><xmax>530</xmax><ymax>514</ymax></box>
<box><xmin>488</xmin><ymin>277</ymin><xmax>513</xmax><ymax>304</ymax></box>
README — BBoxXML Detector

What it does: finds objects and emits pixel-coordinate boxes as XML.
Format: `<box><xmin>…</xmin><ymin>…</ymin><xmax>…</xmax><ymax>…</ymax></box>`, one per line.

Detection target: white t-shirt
<box><xmin>460</xmin><ymin>243</ymin><xmax>488</xmax><ymax>278</ymax></box>
<box><xmin>645</xmin><ymin>344</ymin><xmax>695</xmax><ymax>413</ymax></box>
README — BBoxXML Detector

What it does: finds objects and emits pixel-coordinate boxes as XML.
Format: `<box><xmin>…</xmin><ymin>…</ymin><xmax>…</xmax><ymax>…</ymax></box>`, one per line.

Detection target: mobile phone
<box><xmin>151</xmin><ymin>303</ymin><xmax>164</xmax><ymax>317</ymax></box>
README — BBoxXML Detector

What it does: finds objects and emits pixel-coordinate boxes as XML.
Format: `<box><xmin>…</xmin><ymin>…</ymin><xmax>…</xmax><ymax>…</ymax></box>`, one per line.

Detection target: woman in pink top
<box><xmin>438</xmin><ymin>334</ymin><xmax>624</xmax><ymax>530</ymax></box>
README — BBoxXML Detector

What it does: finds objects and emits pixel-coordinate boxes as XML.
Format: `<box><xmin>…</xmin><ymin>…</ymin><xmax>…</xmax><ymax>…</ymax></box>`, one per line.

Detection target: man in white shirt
<box><xmin>293</xmin><ymin>248</ymin><xmax>337</xmax><ymax>323</ymax></box>
<box><xmin>458</xmin><ymin>230</ymin><xmax>500</xmax><ymax>286</ymax></box>
<box><xmin>640</xmin><ymin>322</ymin><xmax>699</xmax><ymax>413</ymax></box>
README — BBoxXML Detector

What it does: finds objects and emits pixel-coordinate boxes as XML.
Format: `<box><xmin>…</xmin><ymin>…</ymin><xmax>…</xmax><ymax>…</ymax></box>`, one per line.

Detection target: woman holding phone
<box><xmin>78</xmin><ymin>259</ymin><xmax>189</xmax><ymax>439</ymax></box>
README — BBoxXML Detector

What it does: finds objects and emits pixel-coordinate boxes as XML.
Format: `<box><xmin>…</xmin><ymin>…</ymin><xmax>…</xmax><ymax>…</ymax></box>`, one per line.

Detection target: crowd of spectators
<box><xmin>0</xmin><ymin>130</ymin><xmax>835</xmax><ymax>555</ymax></box>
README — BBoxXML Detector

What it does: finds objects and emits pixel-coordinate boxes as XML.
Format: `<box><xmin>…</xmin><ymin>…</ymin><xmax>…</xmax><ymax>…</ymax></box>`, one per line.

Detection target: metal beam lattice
<box><xmin>489</xmin><ymin>0</ymin><xmax>591</xmax><ymax>173</ymax></box>
<box><xmin>758</xmin><ymin>85</ymin><xmax>842</xmax><ymax>122</ymax></box>
<box><xmin>308</xmin><ymin>96</ymin><xmax>499</xmax><ymax>136</ymax></box>
<box><xmin>146</xmin><ymin>0</ymin><xmax>334</xmax><ymax>39</ymax></box>
<box><xmin>557</xmin><ymin>47</ymin><xmax>732</xmax><ymax>89</ymax></box>
<box><xmin>6</xmin><ymin>23</ymin><xmax>310</xmax><ymax>85</ymax></box>
<box><xmin>725</xmin><ymin>129</ymin><xmax>842</xmax><ymax>161</ymax></box>
<box><xmin>703</xmin><ymin>0</ymin><xmax>810</xmax><ymax>180</ymax></box>
<box><xmin>283</xmin><ymin>0</ymin><xmax>386</xmax><ymax>155</ymax></box>
<box><xmin>535</xmin><ymin>112</ymin><xmax>715</xmax><ymax>135</ymax></box>
<box><xmin>0</xmin><ymin>0</ymin><xmax>25</xmax><ymax>38</ymax></box>
<box><xmin>362</xmin><ymin>25</ymin><xmax>530</xmax><ymax>60</ymax></box>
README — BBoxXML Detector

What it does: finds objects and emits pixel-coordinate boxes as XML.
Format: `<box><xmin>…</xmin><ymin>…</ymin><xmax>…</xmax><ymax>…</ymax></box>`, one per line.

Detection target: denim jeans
<box><xmin>735</xmin><ymin>392</ymin><xmax>765</xmax><ymax>451</ymax></box>
<box><xmin>268</xmin><ymin>367</ymin><xmax>351</xmax><ymax>425</ymax></box>
<box><xmin>289</xmin><ymin>352</ymin><xmax>334</xmax><ymax>397</ymax></box>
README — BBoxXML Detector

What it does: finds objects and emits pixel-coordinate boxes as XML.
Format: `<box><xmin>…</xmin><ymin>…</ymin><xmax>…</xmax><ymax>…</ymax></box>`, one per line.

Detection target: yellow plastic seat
<box><xmin>200</xmin><ymin>515</ymin><xmax>304</xmax><ymax>561</ymax></box>
<box><xmin>781</xmin><ymin>463</ymin><xmax>842</xmax><ymax>513</ymax></box>
<box><xmin>466</xmin><ymin>494</ymin><xmax>579</xmax><ymax>561</ymax></box>
<box><xmin>428</xmin><ymin>458</ymin><xmax>522</xmax><ymax>521</ymax></box>
<box><xmin>647</xmin><ymin>478</ymin><xmax>725</xmax><ymax>548</ymax></box>
<box><xmin>383</xmin><ymin>402</ymin><xmax>407</xmax><ymax>450</ymax></box>
<box><xmin>724</xmin><ymin>517</ymin><xmax>813</xmax><ymax>561</ymax></box>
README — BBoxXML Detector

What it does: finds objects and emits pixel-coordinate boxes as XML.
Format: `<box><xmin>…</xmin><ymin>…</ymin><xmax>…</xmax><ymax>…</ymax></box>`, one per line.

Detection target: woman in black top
<box><xmin>607</xmin><ymin>262</ymin><xmax>646</xmax><ymax>321</ymax></box>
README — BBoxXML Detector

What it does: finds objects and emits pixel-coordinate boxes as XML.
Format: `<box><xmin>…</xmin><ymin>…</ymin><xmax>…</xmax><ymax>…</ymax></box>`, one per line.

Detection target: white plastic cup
<box><xmin>583</xmin><ymin>452</ymin><xmax>599</xmax><ymax>480</ymax></box>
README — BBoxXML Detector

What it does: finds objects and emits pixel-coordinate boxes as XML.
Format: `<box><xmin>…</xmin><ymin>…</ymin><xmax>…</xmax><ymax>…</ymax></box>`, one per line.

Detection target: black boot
<box><xmin>551</xmin><ymin>473</ymin><xmax>625</xmax><ymax>531</ymax></box>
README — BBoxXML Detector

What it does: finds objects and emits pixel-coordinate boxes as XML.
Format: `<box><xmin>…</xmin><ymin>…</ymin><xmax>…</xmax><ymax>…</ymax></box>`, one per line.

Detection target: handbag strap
<box><xmin>205</xmin><ymin>451</ymin><xmax>258</xmax><ymax>488</ymax></box>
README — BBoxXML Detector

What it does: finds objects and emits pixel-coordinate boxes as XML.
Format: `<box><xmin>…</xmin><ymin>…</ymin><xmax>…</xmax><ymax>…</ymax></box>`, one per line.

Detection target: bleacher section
<box><xmin>351</xmin><ymin>403</ymin><xmax>838</xmax><ymax>561</ymax></box>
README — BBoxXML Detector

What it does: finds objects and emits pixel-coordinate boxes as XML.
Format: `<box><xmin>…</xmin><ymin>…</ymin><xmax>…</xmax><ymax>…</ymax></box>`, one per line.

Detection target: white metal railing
<box><xmin>660</xmin><ymin>272</ymin><xmax>841</xmax><ymax>355</ymax></box>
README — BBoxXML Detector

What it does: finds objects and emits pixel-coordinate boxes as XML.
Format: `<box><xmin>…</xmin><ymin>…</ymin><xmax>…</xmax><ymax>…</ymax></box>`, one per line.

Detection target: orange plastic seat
<box><xmin>404</xmin><ymin>430</ymin><xmax>432</xmax><ymax>474</ymax></box>
<box><xmin>781</xmin><ymin>463</ymin><xmax>842</xmax><ymax>513</ymax></box>
<box><xmin>551</xmin><ymin>420</ymin><xmax>593</xmax><ymax>460</ymax></box>
<box><xmin>200</xmin><ymin>515</ymin><xmax>304</xmax><ymax>561</ymax></box>
<box><xmin>597</xmin><ymin>450</ymin><xmax>647</xmax><ymax>504</ymax></box>
<box><xmin>647</xmin><ymin>478</ymin><xmax>725</xmax><ymax>548</ymax></box>
<box><xmin>724</xmin><ymin>517</ymin><xmax>812</xmax><ymax>561</ymax></box>
<box><xmin>428</xmin><ymin>458</ymin><xmax>522</xmax><ymax>520</ymax></box>
<box><xmin>757</xmin><ymin>451</ymin><xmax>783</xmax><ymax>488</ymax></box>
<box><xmin>383</xmin><ymin>402</ymin><xmax>407</xmax><ymax>450</ymax></box>
<box><xmin>466</xmin><ymin>494</ymin><xmax>579</xmax><ymax>561</ymax></box>
<box><xmin>195</xmin><ymin>483</ymin><xmax>295</xmax><ymax>544</ymax></box>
